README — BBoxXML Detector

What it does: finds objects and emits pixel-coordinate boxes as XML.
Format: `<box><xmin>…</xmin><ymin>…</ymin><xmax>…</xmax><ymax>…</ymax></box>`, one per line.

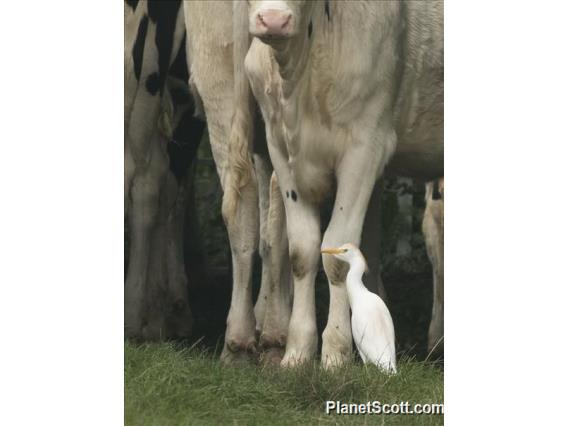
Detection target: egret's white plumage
<box><xmin>321</xmin><ymin>244</ymin><xmax>397</xmax><ymax>373</ymax></box>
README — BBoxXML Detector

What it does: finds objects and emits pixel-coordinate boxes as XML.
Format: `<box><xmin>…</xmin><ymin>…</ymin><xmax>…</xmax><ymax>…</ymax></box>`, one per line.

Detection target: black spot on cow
<box><xmin>340</xmin><ymin>206</ymin><xmax>343</xmax><ymax>211</ymax></box>
<box><xmin>169</xmin><ymin>34</ymin><xmax>189</xmax><ymax>82</ymax></box>
<box><xmin>132</xmin><ymin>15</ymin><xmax>148</xmax><ymax>81</ymax></box>
<box><xmin>286</xmin><ymin>191</ymin><xmax>290</xmax><ymax>198</ymax></box>
<box><xmin>291</xmin><ymin>190</ymin><xmax>297</xmax><ymax>202</ymax></box>
<box><xmin>432</xmin><ymin>180</ymin><xmax>442</xmax><ymax>200</ymax></box>
<box><xmin>147</xmin><ymin>0</ymin><xmax>182</xmax><ymax>96</ymax></box>
<box><xmin>325</xmin><ymin>0</ymin><xmax>331</xmax><ymax>21</ymax></box>
<box><xmin>308</xmin><ymin>20</ymin><xmax>313</xmax><ymax>38</ymax></box>
<box><xmin>125</xmin><ymin>0</ymin><xmax>139</xmax><ymax>11</ymax></box>
<box><xmin>145</xmin><ymin>72</ymin><xmax>160</xmax><ymax>95</ymax></box>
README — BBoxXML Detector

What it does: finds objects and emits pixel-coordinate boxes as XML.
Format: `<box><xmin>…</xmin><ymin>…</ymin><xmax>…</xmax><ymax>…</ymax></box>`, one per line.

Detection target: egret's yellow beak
<box><xmin>321</xmin><ymin>247</ymin><xmax>344</xmax><ymax>255</ymax></box>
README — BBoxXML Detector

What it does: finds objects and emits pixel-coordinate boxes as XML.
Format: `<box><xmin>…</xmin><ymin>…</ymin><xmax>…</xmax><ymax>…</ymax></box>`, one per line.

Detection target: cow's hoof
<box><xmin>321</xmin><ymin>325</ymin><xmax>352</xmax><ymax>370</ymax></box>
<box><xmin>321</xmin><ymin>351</ymin><xmax>350</xmax><ymax>370</ymax></box>
<box><xmin>259</xmin><ymin>332</ymin><xmax>287</xmax><ymax>350</ymax></box>
<box><xmin>260</xmin><ymin>347</ymin><xmax>285</xmax><ymax>365</ymax></box>
<box><xmin>124</xmin><ymin>325</ymin><xmax>143</xmax><ymax>341</ymax></box>
<box><xmin>220</xmin><ymin>338</ymin><xmax>258</xmax><ymax>365</ymax></box>
<box><xmin>280</xmin><ymin>325</ymin><xmax>317</xmax><ymax>367</ymax></box>
<box><xmin>124</xmin><ymin>316</ymin><xmax>145</xmax><ymax>341</ymax></box>
<box><xmin>427</xmin><ymin>336</ymin><xmax>444</xmax><ymax>360</ymax></box>
<box><xmin>141</xmin><ymin>323</ymin><xmax>166</xmax><ymax>342</ymax></box>
<box><xmin>220</xmin><ymin>347</ymin><xmax>255</xmax><ymax>365</ymax></box>
<box><xmin>166</xmin><ymin>299</ymin><xmax>194</xmax><ymax>339</ymax></box>
<box><xmin>225</xmin><ymin>336</ymin><xmax>257</xmax><ymax>353</ymax></box>
<box><xmin>281</xmin><ymin>348</ymin><xmax>313</xmax><ymax>368</ymax></box>
<box><xmin>259</xmin><ymin>333</ymin><xmax>286</xmax><ymax>365</ymax></box>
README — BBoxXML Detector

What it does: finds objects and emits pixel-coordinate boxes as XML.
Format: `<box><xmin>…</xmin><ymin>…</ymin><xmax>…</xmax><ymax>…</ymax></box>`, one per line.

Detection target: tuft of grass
<box><xmin>125</xmin><ymin>342</ymin><xmax>443</xmax><ymax>425</ymax></box>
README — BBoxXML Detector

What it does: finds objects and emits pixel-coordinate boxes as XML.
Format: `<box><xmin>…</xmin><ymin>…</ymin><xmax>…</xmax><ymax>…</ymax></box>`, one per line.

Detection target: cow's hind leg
<box><xmin>259</xmin><ymin>173</ymin><xmax>292</xmax><ymax>364</ymax></box>
<box><xmin>423</xmin><ymin>179</ymin><xmax>444</xmax><ymax>356</ymax></box>
<box><xmin>253</xmin><ymin>154</ymin><xmax>273</xmax><ymax>338</ymax></box>
<box><xmin>143</xmin><ymin>179</ymin><xmax>170</xmax><ymax>340</ymax></box>
<box><xmin>125</xmin><ymin>134</ymin><xmax>168</xmax><ymax>339</ymax></box>
<box><xmin>360</xmin><ymin>181</ymin><xmax>388</xmax><ymax>301</ymax></box>
<box><xmin>220</xmin><ymin>173</ymin><xmax>260</xmax><ymax>363</ymax></box>
<box><xmin>163</xmin><ymin>171</ymin><xmax>194</xmax><ymax>339</ymax></box>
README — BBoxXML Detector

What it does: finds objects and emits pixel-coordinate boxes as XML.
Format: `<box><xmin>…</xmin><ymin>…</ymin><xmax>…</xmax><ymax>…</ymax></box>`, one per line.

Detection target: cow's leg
<box><xmin>185</xmin><ymin>2</ymin><xmax>260</xmax><ymax>362</ymax></box>
<box><xmin>281</xmin><ymin>199</ymin><xmax>320</xmax><ymax>367</ymax></box>
<box><xmin>259</xmin><ymin>173</ymin><xmax>292</xmax><ymax>364</ymax></box>
<box><xmin>423</xmin><ymin>180</ymin><xmax>444</xmax><ymax>355</ymax></box>
<box><xmin>360</xmin><ymin>181</ymin><xmax>388</xmax><ymax>301</ymax></box>
<box><xmin>125</xmin><ymin>144</ymin><xmax>135</xmax><ymax>217</ymax></box>
<box><xmin>220</xmin><ymin>174</ymin><xmax>259</xmax><ymax>362</ymax></box>
<box><xmin>125</xmin><ymin>174</ymin><xmax>159</xmax><ymax>338</ymax></box>
<box><xmin>125</xmin><ymin>133</ymin><xmax>168</xmax><ymax>338</ymax></box>
<box><xmin>264</xmin><ymin>166</ymin><xmax>320</xmax><ymax>367</ymax></box>
<box><xmin>163</xmin><ymin>170</ymin><xmax>194</xmax><ymax>339</ymax></box>
<box><xmin>253</xmin><ymin>153</ymin><xmax>273</xmax><ymax>337</ymax></box>
<box><xmin>143</xmin><ymin>176</ymin><xmax>170</xmax><ymax>340</ymax></box>
<box><xmin>321</xmin><ymin>134</ymin><xmax>394</xmax><ymax>369</ymax></box>
<box><xmin>211</xmin><ymin>112</ymin><xmax>259</xmax><ymax>364</ymax></box>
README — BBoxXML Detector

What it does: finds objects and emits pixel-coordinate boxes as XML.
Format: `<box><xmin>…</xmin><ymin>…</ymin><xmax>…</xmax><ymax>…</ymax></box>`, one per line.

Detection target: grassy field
<box><xmin>125</xmin><ymin>342</ymin><xmax>443</xmax><ymax>425</ymax></box>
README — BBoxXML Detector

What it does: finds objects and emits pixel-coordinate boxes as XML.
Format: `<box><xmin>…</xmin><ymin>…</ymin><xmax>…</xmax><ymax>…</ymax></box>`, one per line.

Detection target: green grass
<box><xmin>125</xmin><ymin>342</ymin><xmax>443</xmax><ymax>425</ymax></box>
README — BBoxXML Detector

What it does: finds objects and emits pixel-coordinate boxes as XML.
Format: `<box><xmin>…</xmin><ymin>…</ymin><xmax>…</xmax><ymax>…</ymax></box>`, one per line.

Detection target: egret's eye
<box><xmin>342</xmin><ymin>249</ymin><xmax>348</xmax><ymax>253</ymax></box>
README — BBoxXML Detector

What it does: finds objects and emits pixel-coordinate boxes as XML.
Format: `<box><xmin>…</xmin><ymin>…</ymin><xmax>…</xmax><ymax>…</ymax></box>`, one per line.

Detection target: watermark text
<box><xmin>325</xmin><ymin>400</ymin><xmax>444</xmax><ymax>415</ymax></box>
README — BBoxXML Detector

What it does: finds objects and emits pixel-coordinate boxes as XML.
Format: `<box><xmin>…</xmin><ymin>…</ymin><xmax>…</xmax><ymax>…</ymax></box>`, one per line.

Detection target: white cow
<box><xmin>242</xmin><ymin>0</ymin><xmax>444</xmax><ymax>367</ymax></box>
<box><xmin>183</xmin><ymin>1</ymin><xmax>389</xmax><ymax>364</ymax></box>
<box><xmin>184</xmin><ymin>2</ymin><xmax>275</xmax><ymax>362</ymax></box>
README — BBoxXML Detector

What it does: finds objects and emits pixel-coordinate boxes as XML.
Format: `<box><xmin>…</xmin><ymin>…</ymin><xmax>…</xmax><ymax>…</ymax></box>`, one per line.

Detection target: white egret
<box><xmin>321</xmin><ymin>243</ymin><xmax>397</xmax><ymax>373</ymax></box>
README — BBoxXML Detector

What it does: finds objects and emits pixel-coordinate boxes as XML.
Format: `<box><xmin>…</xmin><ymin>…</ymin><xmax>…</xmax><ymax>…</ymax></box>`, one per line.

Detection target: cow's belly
<box><xmin>387</xmin><ymin>140</ymin><xmax>443</xmax><ymax>181</ymax></box>
<box><xmin>388</xmin><ymin>110</ymin><xmax>443</xmax><ymax>180</ymax></box>
<box><xmin>389</xmin><ymin>69</ymin><xmax>444</xmax><ymax>181</ymax></box>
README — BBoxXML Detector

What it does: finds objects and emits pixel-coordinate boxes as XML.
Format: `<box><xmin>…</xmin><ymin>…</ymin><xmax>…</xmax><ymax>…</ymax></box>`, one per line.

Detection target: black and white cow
<box><xmin>124</xmin><ymin>0</ymin><xmax>205</xmax><ymax>340</ymax></box>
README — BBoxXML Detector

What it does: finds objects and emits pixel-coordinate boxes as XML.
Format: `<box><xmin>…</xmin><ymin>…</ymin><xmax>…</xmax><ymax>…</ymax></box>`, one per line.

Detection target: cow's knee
<box><xmin>322</xmin><ymin>253</ymin><xmax>349</xmax><ymax>286</ymax></box>
<box><xmin>289</xmin><ymin>236</ymin><xmax>320</xmax><ymax>280</ymax></box>
<box><xmin>130</xmin><ymin>178</ymin><xmax>162</xmax><ymax>229</ymax></box>
<box><xmin>258</xmin><ymin>234</ymin><xmax>271</xmax><ymax>263</ymax></box>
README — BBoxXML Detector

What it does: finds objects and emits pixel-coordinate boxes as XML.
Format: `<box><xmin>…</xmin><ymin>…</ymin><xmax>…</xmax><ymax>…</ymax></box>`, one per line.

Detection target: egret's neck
<box><xmin>345</xmin><ymin>257</ymin><xmax>367</xmax><ymax>302</ymax></box>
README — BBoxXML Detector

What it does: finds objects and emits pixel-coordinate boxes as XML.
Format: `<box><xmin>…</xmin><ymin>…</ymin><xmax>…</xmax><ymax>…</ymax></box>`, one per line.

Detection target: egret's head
<box><xmin>321</xmin><ymin>243</ymin><xmax>369</xmax><ymax>272</ymax></box>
